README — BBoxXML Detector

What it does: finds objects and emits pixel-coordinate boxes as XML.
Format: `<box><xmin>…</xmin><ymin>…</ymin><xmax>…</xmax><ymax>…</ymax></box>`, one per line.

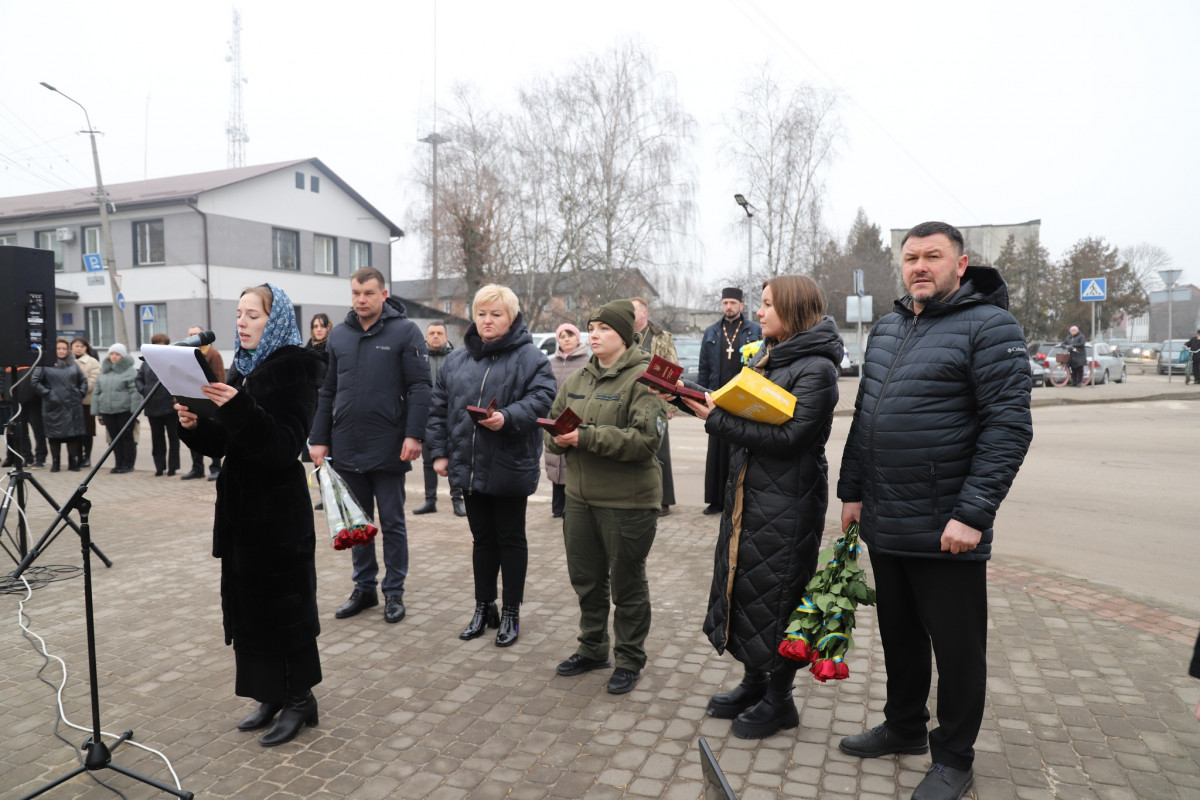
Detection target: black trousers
<box><xmin>657</xmin><ymin>426</ymin><xmax>675</xmax><ymax>507</ymax></box>
<box><xmin>148</xmin><ymin>414</ymin><xmax>181</xmax><ymax>473</ymax></box>
<box><xmin>463</xmin><ymin>493</ymin><xmax>528</xmax><ymax>606</ymax></box>
<box><xmin>868</xmin><ymin>549</ymin><xmax>988</xmax><ymax>771</ymax></box>
<box><xmin>102</xmin><ymin>412</ymin><xmax>137</xmax><ymax>471</ymax></box>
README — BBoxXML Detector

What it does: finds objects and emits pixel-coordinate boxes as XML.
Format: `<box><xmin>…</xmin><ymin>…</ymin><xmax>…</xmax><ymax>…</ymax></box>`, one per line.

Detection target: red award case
<box><xmin>636</xmin><ymin>355</ymin><xmax>707</xmax><ymax>401</ymax></box>
<box><xmin>538</xmin><ymin>407</ymin><xmax>582</xmax><ymax>436</ymax></box>
<box><xmin>466</xmin><ymin>397</ymin><xmax>497</xmax><ymax>422</ymax></box>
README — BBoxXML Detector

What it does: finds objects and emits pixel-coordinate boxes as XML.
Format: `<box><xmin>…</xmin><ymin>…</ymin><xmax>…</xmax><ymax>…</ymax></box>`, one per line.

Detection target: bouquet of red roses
<box><xmin>315</xmin><ymin>460</ymin><xmax>378</xmax><ymax>550</ymax></box>
<box><xmin>778</xmin><ymin>522</ymin><xmax>876</xmax><ymax>682</ymax></box>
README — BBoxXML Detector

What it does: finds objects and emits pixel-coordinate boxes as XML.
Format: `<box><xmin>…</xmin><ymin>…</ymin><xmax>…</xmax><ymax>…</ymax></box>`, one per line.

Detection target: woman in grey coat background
<box><xmin>543</xmin><ymin>323</ymin><xmax>589</xmax><ymax>518</ymax></box>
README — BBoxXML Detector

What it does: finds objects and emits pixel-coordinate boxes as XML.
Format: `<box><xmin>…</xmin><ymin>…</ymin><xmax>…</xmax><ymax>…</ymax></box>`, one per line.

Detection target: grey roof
<box><xmin>0</xmin><ymin>158</ymin><xmax>403</xmax><ymax>237</ymax></box>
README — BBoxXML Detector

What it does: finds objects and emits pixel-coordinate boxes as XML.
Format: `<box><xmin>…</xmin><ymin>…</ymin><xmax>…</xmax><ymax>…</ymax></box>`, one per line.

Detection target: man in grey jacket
<box><xmin>309</xmin><ymin>267</ymin><xmax>432</xmax><ymax>625</ymax></box>
<box><xmin>837</xmin><ymin>222</ymin><xmax>1033</xmax><ymax>800</ymax></box>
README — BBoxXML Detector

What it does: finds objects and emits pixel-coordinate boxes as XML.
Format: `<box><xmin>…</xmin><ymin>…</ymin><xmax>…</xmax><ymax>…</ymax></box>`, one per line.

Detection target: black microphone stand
<box><xmin>12</xmin><ymin>374</ymin><xmax>194</xmax><ymax>799</ymax></box>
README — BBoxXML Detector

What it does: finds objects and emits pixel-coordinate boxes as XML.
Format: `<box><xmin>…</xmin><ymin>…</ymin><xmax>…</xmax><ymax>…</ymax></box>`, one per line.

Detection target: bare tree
<box><xmin>410</xmin><ymin>85</ymin><xmax>512</xmax><ymax>306</ymax></box>
<box><xmin>723</xmin><ymin>66</ymin><xmax>839</xmax><ymax>278</ymax></box>
<box><xmin>1121</xmin><ymin>242</ymin><xmax>1174</xmax><ymax>296</ymax></box>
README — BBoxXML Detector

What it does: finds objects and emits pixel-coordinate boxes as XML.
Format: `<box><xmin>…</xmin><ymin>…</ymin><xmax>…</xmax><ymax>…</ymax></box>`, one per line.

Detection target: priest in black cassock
<box><xmin>696</xmin><ymin>287</ymin><xmax>762</xmax><ymax>515</ymax></box>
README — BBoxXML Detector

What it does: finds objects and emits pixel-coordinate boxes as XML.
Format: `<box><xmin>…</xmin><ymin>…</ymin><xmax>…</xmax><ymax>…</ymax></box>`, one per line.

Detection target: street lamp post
<box><xmin>1159</xmin><ymin>268</ymin><xmax>1182</xmax><ymax>383</ymax></box>
<box><xmin>40</xmin><ymin>82</ymin><xmax>128</xmax><ymax>349</ymax></box>
<box><xmin>420</xmin><ymin>132</ymin><xmax>450</xmax><ymax>313</ymax></box>
<box><xmin>734</xmin><ymin>193</ymin><xmax>754</xmax><ymax>285</ymax></box>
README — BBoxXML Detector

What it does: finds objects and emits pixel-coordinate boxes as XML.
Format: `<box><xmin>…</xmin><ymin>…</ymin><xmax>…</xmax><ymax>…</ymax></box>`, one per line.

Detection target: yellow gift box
<box><xmin>711</xmin><ymin>367</ymin><xmax>797</xmax><ymax>425</ymax></box>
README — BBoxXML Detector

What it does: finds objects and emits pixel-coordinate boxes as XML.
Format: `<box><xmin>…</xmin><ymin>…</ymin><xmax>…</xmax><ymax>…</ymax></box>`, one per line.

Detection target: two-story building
<box><xmin>0</xmin><ymin>158</ymin><xmax>402</xmax><ymax>353</ymax></box>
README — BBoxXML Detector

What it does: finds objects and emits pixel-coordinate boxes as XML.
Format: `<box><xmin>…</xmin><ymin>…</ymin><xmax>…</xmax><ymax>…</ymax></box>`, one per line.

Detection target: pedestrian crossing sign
<box><xmin>1080</xmin><ymin>278</ymin><xmax>1107</xmax><ymax>302</ymax></box>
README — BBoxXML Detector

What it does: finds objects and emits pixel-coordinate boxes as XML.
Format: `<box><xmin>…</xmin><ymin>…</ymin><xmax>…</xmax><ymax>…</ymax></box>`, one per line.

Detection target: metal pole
<box><xmin>746</xmin><ymin>215</ymin><xmax>753</xmax><ymax>284</ymax></box>
<box><xmin>420</xmin><ymin>132</ymin><xmax>449</xmax><ymax>312</ymax></box>
<box><xmin>41</xmin><ymin>83</ymin><xmax>128</xmax><ymax>348</ymax></box>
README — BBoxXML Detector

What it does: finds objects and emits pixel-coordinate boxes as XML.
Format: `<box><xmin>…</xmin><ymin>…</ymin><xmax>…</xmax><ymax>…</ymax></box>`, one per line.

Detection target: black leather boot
<box><xmin>459</xmin><ymin>601</ymin><xmax>500</xmax><ymax>640</ymax></box>
<box><xmin>50</xmin><ymin>459</ymin><xmax>60</xmax><ymax>473</ymax></box>
<box><xmin>259</xmin><ymin>691</ymin><xmax>318</xmax><ymax>747</ymax></box>
<box><xmin>731</xmin><ymin>664</ymin><xmax>799</xmax><ymax>739</ymax></box>
<box><xmin>495</xmin><ymin>604</ymin><xmax>519</xmax><ymax>647</ymax></box>
<box><xmin>706</xmin><ymin>667</ymin><xmax>770</xmax><ymax>718</ymax></box>
<box><xmin>413</xmin><ymin>498</ymin><xmax>437</xmax><ymax>514</ymax></box>
<box><xmin>237</xmin><ymin>702</ymin><xmax>283</xmax><ymax>731</ymax></box>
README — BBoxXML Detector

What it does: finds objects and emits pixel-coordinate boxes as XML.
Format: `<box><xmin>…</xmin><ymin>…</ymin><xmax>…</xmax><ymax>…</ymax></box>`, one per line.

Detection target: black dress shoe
<box><xmin>180</xmin><ymin>469</ymin><xmax>204</xmax><ymax>480</ymax></box>
<box><xmin>495</xmin><ymin>604</ymin><xmax>519</xmax><ymax>647</ymax></box>
<box><xmin>208</xmin><ymin>469</ymin><xmax>220</xmax><ymax>481</ymax></box>
<box><xmin>412</xmin><ymin>499</ymin><xmax>437</xmax><ymax>515</ymax></box>
<box><xmin>259</xmin><ymin>691</ymin><xmax>317</xmax><ymax>747</ymax></box>
<box><xmin>167</xmin><ymin>469</ymin><xmax>176</xmax><ymax>476</ymax></box>
<box><xmin>912</xmin><ymin>763</ymin><xmax>974</xmax><ymax>800</ymax></box>
<box><xmin>606</xmin><ymin>667</ymin><xmax>641</xmax><ymax>694</ymax></box>
<box><xmin>155</xmin><ymin>469</ymin><xmax>164</xmax><ymax>477</ymax></box>
<box><xmin>839</xmin><ymin>723</ymin><xmax>929</xmax><ymax>758</ymax></box>
<box><xmin>334</xmin><ymin>589</ymin><xmax>378</xmax><ymax>619</ymax></box>
<box><xmin>237</xmin><ymin>702</ymin><xmax>283</xmax><ymax>731</ymax></box>
<box><xmin>556</xmin><ymin>653</ymin><xmax>611</xmax><ymax>676</ymax></box>
<box><xmin>384</xmin><ymin>594</ymin><xmax>406</xmax><ymax>623</ymax></box>
<box><xmin>452</xmin><ymin>498</ymin><xmax>467</xmax><ymax>517</ymax></box>
<box><xmin>659</xmin><ymin>505</ymin><xmax>671</xmax><ymax>516</ymax></box>
<box><xmin>459</xmin><ymin>601</ymin><xmax>499</xmax><ymax>640</ymax></box>
<box><xmin>702</xmin><ymin>505</ymin><xmax>723</xmax><ymax>515</ymax></box>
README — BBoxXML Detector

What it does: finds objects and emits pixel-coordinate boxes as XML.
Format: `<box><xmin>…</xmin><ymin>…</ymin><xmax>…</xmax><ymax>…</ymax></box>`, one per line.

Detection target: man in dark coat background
<box><xmin>837</xmin><ymin>222</ymin><xmax>1033</xmax><ymax>800</ymax></box>
<box><xmin>309</xmin><ymin>267</ymin><xmax>432</xmax><ymax>625</ymax></box>
<box><xmin>414</xmin><ymin>321</ymin><xmax>465</xmax><ymax>517</ymax></box>
<box><xmin>697</xmin><ymin>287</ymin><xmax>761</xmax><ymax>514</ymax></box>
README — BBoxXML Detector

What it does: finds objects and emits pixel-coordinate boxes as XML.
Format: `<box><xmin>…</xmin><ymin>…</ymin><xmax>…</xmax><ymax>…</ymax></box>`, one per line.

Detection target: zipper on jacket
<box><xmin>865</xmin><ymin>315</ymin><xmax>920</xmax><ymax>520</ymax></box>
<box><xmin>929</xmin><ymin>463</ymin><xmax>941</xmax><ymax>528</ymax></box>
<box><xmin>468</xmin><ymin>359</ymin><xmax>495</xmax><ymax>491</ymax></box>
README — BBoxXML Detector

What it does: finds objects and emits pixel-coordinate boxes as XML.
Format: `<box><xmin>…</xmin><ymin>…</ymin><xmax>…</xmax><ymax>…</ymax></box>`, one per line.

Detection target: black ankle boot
<box><xmin>50</xmin><ymin>458</ymin><xmax>60</xmax><ymax>473</ymax></box>
<box><xmin>706</xmin><ymin>667</ymin><xmax>770</xmax><ymax>718</ymax></box>
<box><xmin>495</xmin><ymin>604</ymin><xmax>519</xmax><ymax>647</ymax></box>
<box><xmin>731</xmin><ymin>665</ymin><xmax>799</xmax><ymax>739</ymax></box>
<box><xmin>237</xmin><ymin>702</ymin><xmax>283</xmax><ymax>731</ymax></box>
<box><xmin>258</xmin><ymin>691</ymin><xmax>317</xmax><ymax>746</ymax></box>
<box><xmin>459</xmin><ymin>601</ymin><xmax>499</xmax><ymax>640</ymax></box>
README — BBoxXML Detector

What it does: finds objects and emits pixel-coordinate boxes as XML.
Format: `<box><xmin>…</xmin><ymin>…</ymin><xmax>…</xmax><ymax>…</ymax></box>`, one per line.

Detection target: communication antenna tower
<box><xmin>225</xmin><ymin>8</ymin><xmax>249</xmax><ymax>167</ymax></box>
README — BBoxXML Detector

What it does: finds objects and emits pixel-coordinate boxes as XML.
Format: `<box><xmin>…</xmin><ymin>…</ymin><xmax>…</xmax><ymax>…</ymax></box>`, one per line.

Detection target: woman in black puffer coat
<box><xmin>426</xmin><ymin>284</ymin><xmax>557</xmax><ymax>647</ymax></box>
<box><xmin>177</xmin><ymin>284</ymin><xmax>327</xmax><ymax>747</ymax></box>
<box><xmin>32</xmin><ymin>338</ymin><xmax>89</xmax><ymax>472</ymax></box>
<box><xmin>681</xmin><ymin>275</ymin><xmax>841</xmax><ymax>740</ymax></box>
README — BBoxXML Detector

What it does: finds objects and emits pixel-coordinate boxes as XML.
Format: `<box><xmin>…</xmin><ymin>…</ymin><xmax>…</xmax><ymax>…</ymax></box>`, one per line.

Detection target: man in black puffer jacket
<box><xmin>309</xmin><ymin>267</ymin><xmax>432</xmax><ymax>626</ymax></box>
<box><xmin>837</xmin><ymin>222</ymin><xmax>1033</xmax><ymax>800</ymax></box>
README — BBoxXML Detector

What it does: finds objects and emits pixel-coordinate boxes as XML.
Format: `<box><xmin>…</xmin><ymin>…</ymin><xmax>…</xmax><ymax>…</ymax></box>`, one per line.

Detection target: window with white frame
<box><xmin>134</xmin><ymin>219</ymin><xmax>165</xmax><ymax>265</ymax></box>
<box><xmin>273</xmin><ymin>228</ymin><xmax>299</xmax><ymax>270</ymax></box>
<box><xmin>0</xmin><ymin>233</ymin><xmax>16</xmax><ymax>246</ymax></box>
<box><xmin>350</xmin><ymin>240</ymin><xmax>370</xmax><ymax>271</ymax></box>
<box><xmin>83</xmin><ymin>226</ymin><xmax>101</xmax><ymax>267</ymax></box>
<box><xmin>35</xmin><ymin>230</ymin><xmax>64</xmax><ymax>271</ymax></box>
<box><xmin>314</xmin><ymin>235</ymin><xmax>336</xmax><ymax>275</ymax></box>
<box><xmin>87</xmin><ymin>306</ymin><xmax>115</xmax><ymax>349</ymax></box>
<box><xmin>138</xmin><ymin>303</ymin><xmax>169</xmax><ymax>347</ymax></box>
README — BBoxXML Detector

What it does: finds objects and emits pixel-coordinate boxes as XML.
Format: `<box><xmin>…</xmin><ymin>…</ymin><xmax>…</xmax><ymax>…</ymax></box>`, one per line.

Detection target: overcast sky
<box><xmin>2</xmin><ymin>0</ymin><xmax>1196</xmax><ymax>292</ymax></box>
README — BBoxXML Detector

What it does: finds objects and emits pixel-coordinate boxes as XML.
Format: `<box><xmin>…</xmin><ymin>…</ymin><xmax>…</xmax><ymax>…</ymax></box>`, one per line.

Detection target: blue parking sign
<box><xmin>83</xmin><ymin>253</ymin><xmax>103</xmax><ymax>272</ymax></box>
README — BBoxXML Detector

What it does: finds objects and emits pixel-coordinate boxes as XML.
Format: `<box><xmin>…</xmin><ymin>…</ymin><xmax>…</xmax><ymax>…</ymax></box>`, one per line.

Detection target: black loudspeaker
<box><xmin>0</xmin><ymin>246</ymin><xmax>57</xmax><ymax>368</ymax></box>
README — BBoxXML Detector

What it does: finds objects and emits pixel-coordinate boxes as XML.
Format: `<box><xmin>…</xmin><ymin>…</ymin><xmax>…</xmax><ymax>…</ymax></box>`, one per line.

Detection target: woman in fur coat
<box><xmin>177</xmin><ymin>283</ymin><xmax>326</xmax><ymax>747</ymax></box>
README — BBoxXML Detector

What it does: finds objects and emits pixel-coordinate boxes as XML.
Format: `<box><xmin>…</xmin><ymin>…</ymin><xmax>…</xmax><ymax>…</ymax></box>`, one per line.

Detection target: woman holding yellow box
<box><xmin>680</xmin><ymin>274</ymin><xmax>842</xmax><ymax>739</ymax></box>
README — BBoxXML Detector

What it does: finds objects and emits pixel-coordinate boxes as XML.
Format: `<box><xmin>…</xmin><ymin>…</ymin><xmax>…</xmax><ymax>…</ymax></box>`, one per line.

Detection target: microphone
<box><xmin>173</xmin><ymin>331</ymin><xmax>216</xmax><ymax>348</ymax></box>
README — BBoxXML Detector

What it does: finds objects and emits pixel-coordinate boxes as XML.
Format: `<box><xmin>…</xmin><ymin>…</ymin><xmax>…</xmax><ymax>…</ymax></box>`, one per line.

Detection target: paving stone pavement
<box><xmin>2</xmin><ymin>394</ymin><xmax>1199</xmax><ymax>799</ymax></box>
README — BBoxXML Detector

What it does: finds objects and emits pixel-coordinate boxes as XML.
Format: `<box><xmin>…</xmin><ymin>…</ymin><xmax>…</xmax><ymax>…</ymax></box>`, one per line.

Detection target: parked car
<box><xmin>1157</xmin><ymin>339</ymin><xmax>1190</xmax><ymax>375</ymax></box>
<box><xmin>1028</xmin><ymin>356</ymin><xmax>1047</xmax><ymax>387</ymax></box>
<box><xmin>1042</xmin><ymin>342</ymin><xmax>1126</xmax><ymax>385</ymax></box>
<box><xmin>839</xmin><ymin>342</ymin><xmax>863</xmax><ymax>378</ymax></box>
<box><xmin>1107</xmin><ymin>338</ymin><xmax>1132</xmax><ymax>358</ymax></box>
<box><xmin>674</xmin><ymin>335</ymin><xmax>701</xmax><ymax>384</ymax></box>
<box><xmin>530</xmin><ymin>332</ymin><xmax>559</xmax><ymax>357</ymax></box>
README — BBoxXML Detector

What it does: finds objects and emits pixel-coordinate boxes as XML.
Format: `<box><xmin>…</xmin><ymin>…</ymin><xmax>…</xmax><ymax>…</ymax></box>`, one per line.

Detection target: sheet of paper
<box><xmin>139</xmin><ymin>344</ymin><xmax>215</xmax><ymax>397</ymax></box>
